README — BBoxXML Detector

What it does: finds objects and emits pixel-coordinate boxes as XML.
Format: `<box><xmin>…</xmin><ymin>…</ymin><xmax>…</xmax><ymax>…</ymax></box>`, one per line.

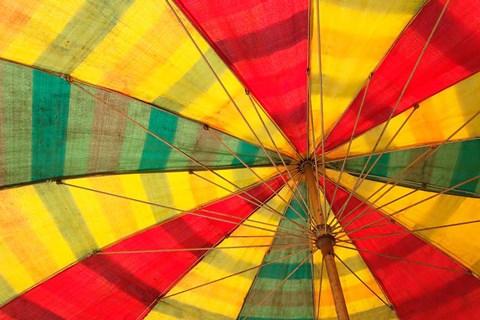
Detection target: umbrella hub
<box><xmin>314</xmin><ymin>224</ymin><xmax>336</xmax><ymax>256</ymax></box>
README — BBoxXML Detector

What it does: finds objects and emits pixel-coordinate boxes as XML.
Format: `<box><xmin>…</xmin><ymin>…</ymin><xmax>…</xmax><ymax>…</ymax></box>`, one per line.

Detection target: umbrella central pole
<box><xmin>303</xmin><ymin>162</ymin><xmax>350</xmax><ymax>320</ymax></box>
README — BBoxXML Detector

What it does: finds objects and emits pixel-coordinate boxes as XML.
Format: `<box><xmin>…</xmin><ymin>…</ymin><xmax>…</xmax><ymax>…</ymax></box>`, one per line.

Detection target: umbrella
<box><xmin>0</xmin><ymin>0</ymin><xmax>479</xmax><ymax>319</ymax></box>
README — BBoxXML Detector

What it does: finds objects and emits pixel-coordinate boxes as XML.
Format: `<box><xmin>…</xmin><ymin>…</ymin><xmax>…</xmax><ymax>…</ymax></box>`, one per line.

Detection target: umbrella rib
<box><xmin>313</xmin><ymin>0</ymin><xmax>329</xmax><ymax>233</ymax></box>
<box><xmin>166</xmin><ymin>0</ymin><xmax>302</xmax><ymax>161</ymax></box>
<box><xmin>59</xmin><ymin>181</ymin><xmax>309</xmax><ymax>238</ymax></box>
<box><xmin>332</xmin><ymin>0</ymin><xmax>450</xmax><ymax>222</ymax></box>
<box><xmin>330</xmin><ymin>109</ymin><xmax>479</xmax><ymax>231</ymax></box>
<box><xmin>248</xmin><ymin>94</ymin><xmax>314</xmax><ymax>223</ymax></box>
<box><xmin>136</xmin><ymin>248</ymin><xmax>310</xmax><ymax>320</ymax></box>
<box><xmin>268</xmin><ymin>242</ymin><xmax>311</xmax><ymax>255</ymax></box>
<box><xmin>342</xmin><ymin>175</ymin><xmax>480</xmax><ymax>236</ymax></box>
<box><xmin>342</xmin><ymin>219</ymin><xmax>480</xmax><ymax>242</ymax></box>
<box><xmin>306</xmin><ymin>0</ymin><xmax>313</xmax><ymax>157</ymax></box>
<box><xmin>98</xmin><ymin>243</ymin><xmax>307</xmax><ymax>254</ymax></box>
<box><xmin>239</xmin><ymin>250</ymin><xmax>316</xmax><ymax>320</ymax></box>
<box><xmin>325</xmin><ymin>74</ymin><xmax>372</xmax><ymax>225</ymax></box>
<box><xmin>336</xmin><ymin>244</ymin><xmax>470</xmax><ymax>275</ymax></box>
<box><xmin>73</xmin><ymin>83</ymin><xmax>294</xmax><ymax>213</ymax></box>
<box><xmin>333</xmin><ymin>106</ymin><xmax>418</xmax><ymax>223</ymax></box>
<box><xmin>172</xmin><ymin>0</ymin><xmax>311</xmax><ymax>221</ymax></box>
<box><xmin>334</xmin><ymin>253</ymin><xmax>392</xmax><ymax>309</ymax></box>
<box><xmin>205</xmin><ymin>127</ymin><xmax>311</xmax><ymax>225</ymax></box>
<box><xmin>160</xmin><ymin>248</ymin><xmax>311</xmax><ymax>300</ymax></box>
<box><xmin>190</xmin><ymin>171</ymin><xmax>314</xmax><ymax>235</ymax></box>
<box><xmin>315</xmin><ymin>254</ymin><xmax>325</xmax><ymax>320</ymax></box>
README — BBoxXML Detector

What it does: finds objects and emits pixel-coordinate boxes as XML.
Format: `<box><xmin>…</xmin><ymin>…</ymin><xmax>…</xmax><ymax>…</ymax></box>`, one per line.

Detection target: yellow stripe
<box><xmin>310</xmin><ymin>0</ymin><xmax>424</xmax><ymax>153</ymax></box>
<box><xmin>1</xmin><ymin>0</ymin><xmax>86</xmax><ymax>65</ymax></box>
<box><xmin>0</xmin><ymin>186</ymin><xmax>77</xmax><ymax>299</ymax></box>
<box><xmin>146</xmin><ymin>186</ymin><xmax>293</xmax><ymax>319</ymax></box>
<box><xmin>326</xmin><ymin>70</ymin><xmax>480</xmax><ymax>159</ymax></box>
<box><xmin>326</xmin><ymin>169</ymin><xmax>480</xmax><ymax>274</ymax></box>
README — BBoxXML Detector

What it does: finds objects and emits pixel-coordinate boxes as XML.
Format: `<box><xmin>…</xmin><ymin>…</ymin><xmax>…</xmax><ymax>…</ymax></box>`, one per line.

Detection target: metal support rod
<box><xmin>304</xmin><ymin>163</ymin><xmax>349</xmax><ymax>320</ymax></box>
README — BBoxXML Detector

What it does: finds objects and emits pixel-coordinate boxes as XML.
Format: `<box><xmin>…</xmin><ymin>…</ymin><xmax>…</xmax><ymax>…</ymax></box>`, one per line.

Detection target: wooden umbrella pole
<box><xmin>304</xmin><ymin>162</ymin><xmax>349</xmax><ymax>320</ymax></box>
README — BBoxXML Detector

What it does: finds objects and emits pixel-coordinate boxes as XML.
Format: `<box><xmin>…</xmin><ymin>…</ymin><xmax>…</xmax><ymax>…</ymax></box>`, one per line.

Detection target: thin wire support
<box><xmin>334</xmin><ymin>253</ymin><xmax>392</xmax><ymax>309</ymax></box>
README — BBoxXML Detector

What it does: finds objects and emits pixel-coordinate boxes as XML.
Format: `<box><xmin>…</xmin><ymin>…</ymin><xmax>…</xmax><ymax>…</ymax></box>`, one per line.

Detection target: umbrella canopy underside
<box><xmin>0</xmin><ymin>0</ymin><xmax>479</xmax><ymax>319</ymax></box>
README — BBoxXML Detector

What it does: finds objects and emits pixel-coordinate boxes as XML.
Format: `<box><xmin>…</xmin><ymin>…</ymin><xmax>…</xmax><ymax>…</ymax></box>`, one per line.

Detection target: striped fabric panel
<box><xmin>176</xmin><ymin>0</ymin><xmax>309</xmax><ymax>153</ymax></box>
<box><xmin>328</xmin><ymin>139</ymin><xmax>480</xmax><ymax>197</ymax></box>
<box><xmin>0</xmin><ymin>167</ymin><xmax>279</xmax><ymax>306</ymax></box>
<box><xmin>309</xmin><ymin>0</ymin><xmax>425</xmax><ymax>153</ymax></box>
<box><xmin>322</xmin><ymin>176</ymin><xmax>480</xmax><ymax>319</ymax></box>
<box><xmin>325</xmin><ymin>71</ymin><xmax>480</xmax><ymax>161</ymax></box>
<box><xmin>0</xmin><ymin>0</ymin><xmax>296</xmax><ymax>157</ymax></box>
<box><xmin>0</xmin><ymin>175</ymin><xmax>287</xmax><ymax>318</ymax></box>
<box><xmin>238</xmin><ymin>183</ymin><xmax>313</xmax><ymax>320</ymax></box>
<box><xmin>323</xmin><ymin>0</ymin><xmax>480</xmax><ymax>151</ymax></box>
<box><xmin>146</xmin><ymin>185</ymin><xmax>295</xmax><ymax>320</ymax></box>
<box><xmin>0</xmin><ymin>61</ymin><xmax>284</xmax><ymax>188</ymax></box>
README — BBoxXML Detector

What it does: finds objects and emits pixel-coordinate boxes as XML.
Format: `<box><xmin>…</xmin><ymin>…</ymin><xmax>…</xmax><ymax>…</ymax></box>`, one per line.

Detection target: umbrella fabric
<box><xmin>0</xmin><ymin>0</ymin><xmax>479</xmax><ymax>319</ymax></box>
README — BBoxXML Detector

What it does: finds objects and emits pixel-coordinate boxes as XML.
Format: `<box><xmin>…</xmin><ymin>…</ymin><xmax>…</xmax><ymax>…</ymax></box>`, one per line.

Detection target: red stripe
<box><xmin>176</xmin><ymin>0</ymin><xmax>309</xmax><ymax>153</ymax></box>
<box><xmin>0</xmin><ymin>176</ymin><xmax>286</xmax><ymax>319</ymax></box>
<box><xmin>323</xmin><ymin>179</ymin><xmax>480</xmax><ymax>319</ymax></box>
<box><xmin>323</xmin><ymin>0</ymin><xmax>480</xmax><ymax>151</ymax></box>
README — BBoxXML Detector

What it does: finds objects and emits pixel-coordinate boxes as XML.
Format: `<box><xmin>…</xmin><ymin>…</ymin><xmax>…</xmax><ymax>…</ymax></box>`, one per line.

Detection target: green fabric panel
<box><xmin>140</xmin><ymin>173</ymin><xmax>177</xmax><ymax>223</ymax></box>
<box><xmin>35</xmin><ymin>184</ymin><xmax>97</xmax><ymax>259</ymax></box>
<box><xmin>328</xmin><ymin>140</ymin><xmax>480</xmax><ymax>197</ymax></box>
<box><xmin>35</xmin><ymin>0</ymin><xmax>134</xmax><ymax>74</ymax></box>
<box><xmin>0</xmin><ymin>63</ymin><xmax>33</xmax><ymax>185</ymax></box>
<box><xmin>239</xmin><ymin>183</ymin><xmax>314</xmax><ymax>320</ymax></box>
<box><xmin>63</xmin><ymin>85</ymin><xmax>96</xmax><ymax>177</ymax></box>
<box><xmin>0</xmin><ymin>60</ymin><xmax>280</xmax><ymax>188</ymax></box>
<box><xmin>31</xmin><ymin>70</ymin><xmax>70</xmax><ymax>181</ymax></box>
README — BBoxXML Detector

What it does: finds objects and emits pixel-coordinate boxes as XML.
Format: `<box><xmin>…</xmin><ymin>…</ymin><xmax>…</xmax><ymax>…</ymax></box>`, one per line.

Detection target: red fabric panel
<box><xmin>323</xmin><ymin>0</ymin><xmax>480</xmax><ymax>151</ymax></box>
<box><xmin>0</xmin><ymin>176</ymin><xmax>286</xmax><ymax>319</ymax></box>
<box><xmin>176</xmin><ymin>0</ymin><xmax>309</xmax><ymax>153</ymax></box>
<box><xmin>323</xmin><ymin>179</ymin><xmax>480</xmax><ymax>319</ymax></box>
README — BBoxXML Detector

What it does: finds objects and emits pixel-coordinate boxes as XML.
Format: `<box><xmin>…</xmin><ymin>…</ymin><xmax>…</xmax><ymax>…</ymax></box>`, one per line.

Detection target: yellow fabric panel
<box><xmin>0</xmin><ymin>0</ymin><xmax>85</xmax><ymax>64</ymax></box>
<box><xmin>326</xmin><ymin>169</ymin><xmax>480</xmax><ymax>274</ymax></box>
<box><xmin>146</xmin><ymin>186</ymin><xmax>293</xmax><ymax>320</ymax></box>
<box><xmin>0</xmin><ymin>167</ymin><xmax>277</xmax><ymax>304</ymax></box>
<box><xmin>310</xmin><ymin>0</ymin><xmax>425</xmax><ymax>153</ymax></box>
<box><xmin>327</xmin><ymin>72</ymin><xmax>480</xmax><ymax>159</ymax></box>
<box><xmin>313</xmin><ymin>247</ymin><xmax>396</xmax><ymax>319</ymax></box>
<box><xmin>0</xmin><ymin>186</ymin><xmax>77</xmax><ymax>303</ymax></box>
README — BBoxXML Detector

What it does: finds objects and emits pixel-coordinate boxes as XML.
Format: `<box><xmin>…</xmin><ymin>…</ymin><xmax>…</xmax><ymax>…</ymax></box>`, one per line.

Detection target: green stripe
<box><xmin>239</xmin><ymin>183</ymin><xmax>314</xmax><ymax>320</ymax></box>
<box><xmin>329</xmin><ymin>140</ymin><xmax>480</xmax><ymax>197</ymax></box>
<box><xmin>35</xmin><ymin>0</ymin><xmax>134</xmax><ymax>73</ymax></box>
<box><xmin>1</xmin><ymin>63</ymin><xmax>33</xmax><ymax>185</ymax></box>
<box><xmin>35</xmin><ymin>184</ymin><xmax>97</xmax><ymax>259</ymax></box>
<box><xmin>232</xmin><ymin>141</ymin><xmax>261</xmax><ymax>166</ymax></box>
<box><xmin>31</xmin><ymin>70</ymin><xmax>70</xmax><ymax>181</ymax></box>
<box><xmin>140</xmin><ymin>108</ymin><xmax>178</xmax><ymax>170</ymax></box>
